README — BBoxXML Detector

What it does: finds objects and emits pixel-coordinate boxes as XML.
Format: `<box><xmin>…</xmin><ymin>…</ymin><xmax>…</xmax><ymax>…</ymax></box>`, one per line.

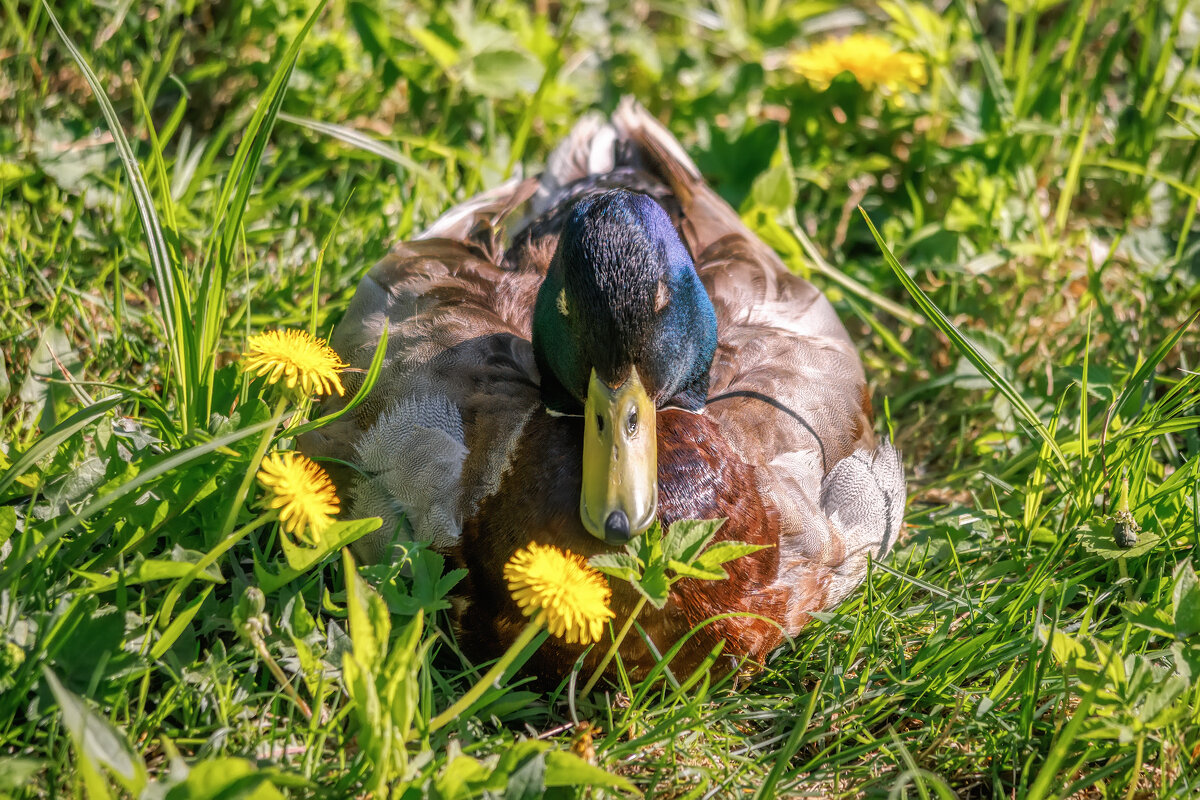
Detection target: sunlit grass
<box><xmin>1</xmin><ymin>0</ymin><xmax>1198</xmax><ymax>797</ymax></box>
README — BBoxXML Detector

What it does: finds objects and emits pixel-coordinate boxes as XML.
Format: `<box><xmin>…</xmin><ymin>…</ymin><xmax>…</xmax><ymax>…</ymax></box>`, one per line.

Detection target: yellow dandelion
<box><xmin>504</xmin><ymin>543</ymin><xmax>615</xmax><ymax>645</ymax></box>
<box><xmin>790</xmin><ymin>33</ymin><xmax>926</xmax><ymax>95</ymax></box>
<box><xmin>257</xmin><ymin>451</ymin><xmax>340</xmax><ymax>545</ymax></box>
<box><xmin>241</xmin><ymin>329</ymin><xmax>347</xmax><ymax>397</ymax></box>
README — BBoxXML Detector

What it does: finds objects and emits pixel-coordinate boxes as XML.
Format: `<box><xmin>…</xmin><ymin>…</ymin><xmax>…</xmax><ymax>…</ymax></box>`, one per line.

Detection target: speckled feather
<box><xmin>301</xmin><ymin>99</ymin><xmax>905</xmax><ymax>677</ymax></box>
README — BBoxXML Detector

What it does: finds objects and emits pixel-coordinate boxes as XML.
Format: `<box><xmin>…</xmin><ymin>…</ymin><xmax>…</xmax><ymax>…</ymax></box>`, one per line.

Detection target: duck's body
<box><xmin>302</xmin><ymin>101</ymin><xmax>904</xmax><ymax>677</ymax></box>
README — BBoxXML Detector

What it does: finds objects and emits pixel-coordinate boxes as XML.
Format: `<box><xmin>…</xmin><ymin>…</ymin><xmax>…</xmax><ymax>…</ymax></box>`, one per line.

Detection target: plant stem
<box><xmin>427</xmin><ymin>613</ymin><xmax>545</xmax><ymax>733</ymax></box>
<box><xmin>1123</xmin><ymin>733</ymin><xmax>1144</xmax><ymax>800</ymax></box>
<box><xmin>249</xmin><ymin>628</ymin><xmax>313</xmax><ymax>721</ymax></box>
<box><xmin>580</xmin><ymin>595</ymin><xmax>647</xmax><ymax>697</ymax></box>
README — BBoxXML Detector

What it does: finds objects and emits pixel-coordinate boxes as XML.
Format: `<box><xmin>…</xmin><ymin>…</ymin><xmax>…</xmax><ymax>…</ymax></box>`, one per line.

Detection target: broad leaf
<box><xmin>281</xmin><ymin>516</ymin><xmax>381</xmax><ymax>572</ymax></box>
<box><xmin>1078</xmin><ymin>519</ymin><xmax>1162</xmax><ymax>561</ymax></box>
<box><xmin>163</xmin><ymin>758</ymin><xmax>285</xmax><ymax>800</ymax></box>
<box><xmin>589</xmin><ymin>552</ymin><xmax>640</xmax><ymax>583</ymax></box>
<box><xmin>696</xmin><ymin>542</ymin><xmax>771</xmax><ymax>570</ymax></box>
<box><xmin>543</xmin><ymin>751</ymin><xmax>638</xmax><ymax>795</ymax></box>
<box><xmin>0</xmin><ymin>758</ymin><xmax>41</xmax><ymax>793</ymax></box>
<box><xmin>636</xmin><ymin>561</ymin><xmax>670</xmax><ymax>609</ymax></box>
<box><xmin>1172</xmin><ymin>561</ymin><xmax>1200</xmax><ymax>639</ymax></box>
<box><xmin>468</xmin><ymin>48</ymin><xmax>543</xmax><ymax>98</ymax></box>
<box><xmin>667</xmin><ymin>559</ymin><xmax>727</xmax><ymax>582</ymax></box>
<box><xmin>662</xmin><ymin>518</ymin><xmax>724</xmax><ymax>563</ymax></box>
<box><xmin>343</xmin><ymin>549</ymin><xmax>390</xmax><ymax>670</ymax></box>
<box><xmin>433</xmin><ymin>754</ymin><xmax>490</xmax><ymax>800</ymax></box>
<box><xmin>44</xmin><ymin>668</ymin><xmax>147</xmax><ymax>794</ymax></box>
<box><xmin>503</xmin><ymin>750</ymin><xmax>548</xmax><ymax>800</ymax></box>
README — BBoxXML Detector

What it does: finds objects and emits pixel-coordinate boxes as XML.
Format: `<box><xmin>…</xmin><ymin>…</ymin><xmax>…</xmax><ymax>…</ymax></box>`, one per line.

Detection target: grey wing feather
<box><xmin>301</xmin><ymin>235</ymin><xmax>542</xmax><ymax>561</ymax></box>
<box><xmin>817</xmin><ymin>438</ymin><xmax>906</xmax><ymax>607</ymax></box>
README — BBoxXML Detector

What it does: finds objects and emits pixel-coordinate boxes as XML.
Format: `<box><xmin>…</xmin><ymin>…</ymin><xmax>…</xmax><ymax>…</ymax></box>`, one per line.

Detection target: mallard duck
<box><xmin>302</xmin><ymin>100</ymin><xmax>905</xmax><ymax>677</ymax></box>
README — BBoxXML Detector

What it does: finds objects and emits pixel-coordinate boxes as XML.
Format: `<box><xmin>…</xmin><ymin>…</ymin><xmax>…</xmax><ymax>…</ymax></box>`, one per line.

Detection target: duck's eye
<box><xmin>596</xmin><ymin>414</ymin><xmax>605</xmax><ymax>432</ymax></box>
<box><xmin>626</xmin><ymin>408</ymin><xmax>638</xmax><ymax>437</ymax></box>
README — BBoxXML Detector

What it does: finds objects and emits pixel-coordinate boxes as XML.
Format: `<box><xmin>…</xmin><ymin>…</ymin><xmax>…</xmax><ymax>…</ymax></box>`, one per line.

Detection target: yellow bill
<box><xmin>580</xmin><ymin>367</ymin><xmax>658</xmax><ymax>544</ymax></box>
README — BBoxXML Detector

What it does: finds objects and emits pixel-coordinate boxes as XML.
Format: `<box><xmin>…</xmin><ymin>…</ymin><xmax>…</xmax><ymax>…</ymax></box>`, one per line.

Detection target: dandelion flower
<box><xmin>258</xmin><ymin>451</ymin><xmax>340</xmax><ymax>545</ymax></box>
<box><xmin>242</xmin><ymin>330</ymin><xmax>347</xmax><ymax>396</ymax></box>
<box><xmin>790</xmin><ymin>33</ymin><xmax>926</xmax><ymax>95</ymax></box>
<box><xmin>504</xmin><ymin>543</ymin><xmax>615</xmax><ymax>645</ymax></box>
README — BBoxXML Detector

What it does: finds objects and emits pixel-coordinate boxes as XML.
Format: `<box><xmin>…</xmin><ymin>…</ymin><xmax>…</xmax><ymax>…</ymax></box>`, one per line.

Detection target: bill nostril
<box><xmin>604</xmin><ymin>510</ymin><xmax>630</xmax><ymax>541</ymax></box>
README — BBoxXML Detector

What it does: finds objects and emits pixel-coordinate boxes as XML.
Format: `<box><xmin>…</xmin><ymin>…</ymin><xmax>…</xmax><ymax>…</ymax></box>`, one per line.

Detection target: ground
<box><xmin>1</xmin><ymin>0</ymin><xmax>1199</xmax><ymax>797</ymax></box>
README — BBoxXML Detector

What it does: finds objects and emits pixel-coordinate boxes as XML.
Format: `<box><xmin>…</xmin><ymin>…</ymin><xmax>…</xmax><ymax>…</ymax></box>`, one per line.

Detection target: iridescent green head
<box><xmin>532</xmin><ymin>189</ymin><xmax>718</xmax><ymax>543</ymax></box>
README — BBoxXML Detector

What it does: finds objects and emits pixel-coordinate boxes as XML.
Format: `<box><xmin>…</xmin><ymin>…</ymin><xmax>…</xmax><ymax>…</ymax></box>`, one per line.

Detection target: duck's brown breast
<box><xmin>454</xmin><ymin>407</ymin><xmax>793</xmax><ymax>679</ymax></box>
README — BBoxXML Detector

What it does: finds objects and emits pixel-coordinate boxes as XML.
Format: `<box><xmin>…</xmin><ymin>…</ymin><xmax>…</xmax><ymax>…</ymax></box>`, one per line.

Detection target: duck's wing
<box><xmin>609</xmin><ymin>100</ymin><xmax>906</xmax><ymax>627</ymax></box>
<box><xmin>300</xmin><ymin>180</ymin><xmax>545</xmax><ymax>562</ymax></box>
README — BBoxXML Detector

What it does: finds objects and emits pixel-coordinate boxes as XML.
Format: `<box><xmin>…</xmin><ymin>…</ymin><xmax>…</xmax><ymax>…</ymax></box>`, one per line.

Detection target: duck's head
<box><xmin>532</xmin><ymin>189</ymin><xmax>718</xmax><ymax>545</ymax></box>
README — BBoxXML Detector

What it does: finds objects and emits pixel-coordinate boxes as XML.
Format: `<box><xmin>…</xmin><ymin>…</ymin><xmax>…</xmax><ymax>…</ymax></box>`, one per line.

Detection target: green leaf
<box><xmin>409</xmin><ymin>25</ymin><xmax>461</xmax><ymax>71</ymax></box>
<box><xmin>543</xmin><ymin>751</ymin><xmax>639</xmax><ymax>795</ymax></box>
<box><xmin>280</xmin><ymin>516</ymin><xmax>381</xmax><ymax>572</ymax></box>
<box><xmin>744</xmin><ymin>132</ymin><xmax>796</xmax><ymax>215</ymax></box>
<box><xmin>278</xmin><ymin>114</ymin><xmax>447</xmax><ymax>190</ymax></box>
<box><xmin>1078</xmin><ymin>520</ymin><xmax>1163</xmax><ymax>561</ymax></box>
<box><xmin>43</xmin><ymin>4</ymin><xmax>191</xmax><ymax>427</ymax></box>
<box><xmin>1171</xmin><ymin>641</ymin><xmax>1200</xmax><ymax>683</ymax></box>
<box><xmin>662</xmin><ymin>518</ymin><xmax>724</xmax><ymax>563</ymax></box>
<box><xmin>43</xmin><ymin>668</ymin><xmax>147</xmax><ymax>795</ymax></box>
<box><xmin>433</xmin><ymin>754</ymin><xmax>490</xmax><ymax>800</ymax></box>
<box><xmin>1120</xmin><ymin>601</ymin><xmax>1174</xmax><ymax>639</ymax></box>
<box><xmin>164</xmin><ymin>758</ymin><xmax>290</xmax><ymax>800</ymax></box>
<box><xmin>634</xmin><ymin>521</ymin><xmax>665</xmax><ymax>569</ymax></box>
<box><xmin>343</xmin><ymin>549</ymin><xmax>390</xmax><ymax>670</ymax></box>
<box><xmin>467</xmin><ymin>48</ymin><xmax>544</xmax><ymax>98</ymax></box>
<box><xmin>19</xmin><ymin>326</ymin><xmax>79</xmax><ymax>411</ymax></box>
<box><xmin>696</xmin><ymin>542</ymin><xmax>771</xmax><ymax>570</ymax></box>
<box><xmin>589</xmin><ymin>552</ymin><xmax>640</xmax><ymax>583</ymax></box>
<box><xmin>281</xmin><ymin>594</ymin><xmax>316</xmax><ymax>640</ymax></box>
<box><xmin>666</xmin><ymin>559</ymin><xmax>727</xmax><ymax>581</ymax></box>
<box><xmin>0</xmin><ymin>507</ymin><xmax>14</xmax><ymax>547</ymax></box>
<box><xmin>81</xmin><ymin>548</ymin><xmax>225</xmax><ymax>592</ymax></box>
<box><xmin>1</xmin><ymin>416</ymin><xmax>280</xmax><ymax>592</ymax></box>
<box><xmin>340</xmin><ymin>653</ymin><xmax>377</xmax><ymax>728</ymax></box>
<box><xmin>163</xmin><ymin>758</ymin><xmax>286</xmax><ymax>800</ymax></box>
<box><xmin>488</xmin><ymin>739</ymin><xmax>550</xmax><ymax>788</ymax></box>
<box><xmin>382</xmin><ymin>610</ymin><xmax>425</xmax><ymax>738</ymax></box>
<box><xmin>411</xmin><ymin>546</ymin><xmax>462</xmax><ymax>613</ymax></box>
<box><xmin>635</xmin><ymin>561</ymin><xmax>670</xmax><ymax>609</ymax></box>
<box><xmin>1172</xmin><ymin>560</ymin><xmax>1200</xmax><ymax>639</ymax></box>
<box><xmin>503</xmin><ymin>750</ymin><xmax>548</xmax><ymax>800</ymax></box>
<box><xmin>1042</xmin><ymin>628</ymin><xmax>1086</xmax><ymax>667</ymax></box>
<box><xmin>152</xmin><ymin>587</ymin><xmax>214</xmax><ymax>660</ymax></box>
<box><xmin>1138</xmin><ymin>675</ymin><xmax>1188</xmax><ymax>728</ymax></box>
<box><xmin>0</xmin><ymin>758</ymin><xmax>42</xmax><ymax>793</ymax></box>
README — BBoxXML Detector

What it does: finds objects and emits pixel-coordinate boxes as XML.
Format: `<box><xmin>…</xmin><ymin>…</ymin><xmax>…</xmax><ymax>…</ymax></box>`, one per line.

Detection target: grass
<box><xmin>1</xmin><ymin>0</ymin><xmax>1199</xmax><ymax>796</ymax></box>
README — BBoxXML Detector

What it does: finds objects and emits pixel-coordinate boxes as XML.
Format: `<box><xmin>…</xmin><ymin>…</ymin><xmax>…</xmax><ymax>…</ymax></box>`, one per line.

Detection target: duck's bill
<box><xmin>580</xmin><ymin>367</ymin><xmax>658</xmax><ymax>545</ymax></box>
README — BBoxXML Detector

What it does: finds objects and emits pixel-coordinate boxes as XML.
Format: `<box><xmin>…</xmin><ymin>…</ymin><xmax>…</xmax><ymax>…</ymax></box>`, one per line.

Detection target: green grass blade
<box><xmin>0</xmin><ymin>417</ymin><xmax>278</xmax><ymax>590</ymax></box>
<box><xmin>43</xmin><ymin>2</ymin><xmax>192</xmax><ymax>428</ymax></box>
<box><xmin>277</xmin><ymin>112</ymin><xmax>447</xmax><ymax>189</ymax></box>
<box><xmin>0</xmin><ymin>395</ymin><xmax>123</xmax><ymax>497</ymax></box>
<box><xmin>131</xmin><ymin>81</ymin><xmax>180</xmax><ymax>259</ymax></box>
<box><xmin>860</xmin><ymin>207</ymin><xmax>1069</xmax><ymax>472</ymax></box>
<box><xmin>196</xmin><ymin>0</ymin><xmax>330</xmax><ymax>415</ymax></box>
